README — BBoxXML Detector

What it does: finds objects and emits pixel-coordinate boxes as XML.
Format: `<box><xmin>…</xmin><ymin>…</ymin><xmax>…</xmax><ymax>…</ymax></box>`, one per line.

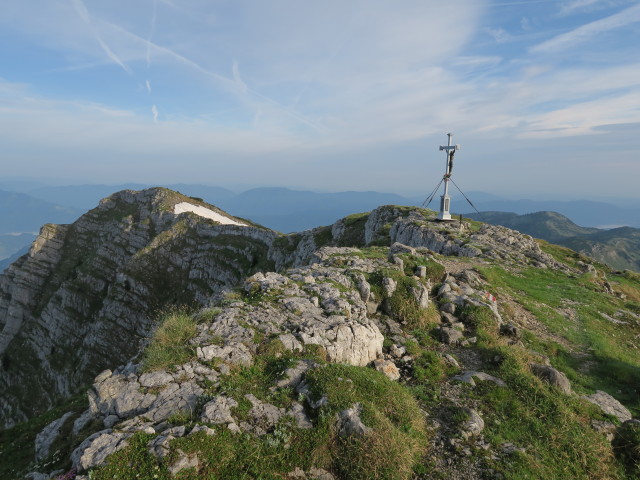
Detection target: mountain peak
<box><xmin>1</xmin><ymin>192</ymin><xmax>639</xmax><ymax>479</ymax></box>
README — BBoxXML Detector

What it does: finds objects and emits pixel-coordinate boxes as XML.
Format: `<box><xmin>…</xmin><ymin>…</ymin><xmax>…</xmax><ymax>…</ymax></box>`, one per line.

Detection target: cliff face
<box><xmin>0</xmin><ymin>188</ymin><xmax>278</xmax><ymax>427</ymax></box>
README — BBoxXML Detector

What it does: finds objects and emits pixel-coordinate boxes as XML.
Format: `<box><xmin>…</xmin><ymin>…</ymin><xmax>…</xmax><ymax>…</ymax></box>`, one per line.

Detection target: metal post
<box><xmin>437</xmin><ymin>133</ymin><xmax>459</xmax><ymax>221</ymax></box>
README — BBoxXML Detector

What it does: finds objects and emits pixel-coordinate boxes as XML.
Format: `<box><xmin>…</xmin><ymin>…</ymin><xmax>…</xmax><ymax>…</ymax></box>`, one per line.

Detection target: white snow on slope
<box><xmin>174</xmin><ymin>202</ymin><xmax>246</xmax><ymax>226</ymax></box>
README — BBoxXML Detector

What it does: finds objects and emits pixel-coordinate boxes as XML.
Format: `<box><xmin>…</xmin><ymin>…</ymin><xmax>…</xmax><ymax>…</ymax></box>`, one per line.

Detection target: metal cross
<box><xmin>437</xmin><ymin>133</ymin><xmax>460</xmax><ymax>220</ymax></box>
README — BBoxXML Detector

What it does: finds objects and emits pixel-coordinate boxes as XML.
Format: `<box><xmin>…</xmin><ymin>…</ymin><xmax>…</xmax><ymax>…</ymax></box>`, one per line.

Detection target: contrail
<box><xmin>147</xmin><ymin>0</ymin><xmax>158</xmax><ymax>67</ymax></box>
<box><xmin>69</xmin><ymin>0</ymin><xmax>131</xmax><ymax>74</ymax></box>
<box><xmin>106</xmin><ymin>21</ymin><xmax>327</xmax><ymax>133</ymax></box>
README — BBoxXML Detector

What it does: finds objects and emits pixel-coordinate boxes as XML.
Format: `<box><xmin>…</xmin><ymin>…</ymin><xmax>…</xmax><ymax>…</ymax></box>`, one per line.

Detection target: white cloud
<box><xmin>531</xmin><ymin>3</ymin><xmax>640</xmax><ymax>53</ymax></box>
<box><xmin>558</xmin><ymin>0</ymin><xmax>629</xmax><ymax>15</ymax></box>
<box><xmin>69</xmin><ymin>0</ymin><xmax>132</xmax><ymax>73</ymax></box>
<box><xmin>485</xmin><ymin>27</ymin><xmax>513</xmax><ymax>43</ymax></box>
<box><xmin>151</xmin><ymin>104</ymin><xmax>159</xmax><ymax>122</ymax></box>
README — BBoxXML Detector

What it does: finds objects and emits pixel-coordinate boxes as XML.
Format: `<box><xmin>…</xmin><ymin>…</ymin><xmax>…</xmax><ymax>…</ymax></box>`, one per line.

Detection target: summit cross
<box><xmin>437</xmin><ymin>133</ymin><xmax>460</xmax><ymax>221</ymax></box>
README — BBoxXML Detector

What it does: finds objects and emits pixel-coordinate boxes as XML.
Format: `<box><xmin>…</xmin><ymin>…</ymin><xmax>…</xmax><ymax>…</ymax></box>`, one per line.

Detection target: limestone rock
<box><xmin>440</xmin><ymin>327</ymin><xmax>464</xmax><ymax>345</ymax></box>
<box><xmin>440</xmin><ymin>302</ymin><xmax>456</xmax><ymax>315</ymax></box>
<box><xmin>189</xmin><ymin>424</ymin><xmax>216</xmax><ymax>436</ymax></box>
<box><xmin>72</xmin><ymin>409</ymin><xmax>95</xmax><ymax>436</ymax></box>
<box><xmin>336</xmin><ymin>404</ymin><xmax>371</xmax><ymax>438</ymax></box>
<box><xmin>244</xmin><ymin>394</ymin><xmax>285</xmax><ymax>435</ymax></box>
<box><xmin>200</xmin><ymin>396</ymin><xmax>238</xmax><ymax>425</ymax></box>
<box><xmin>373</xmin><ymin>358</ymin><xmax>401</xmax><ymax>381</ymax></box>
<box><xmin>460</xmin><ymin>408</ymin><xmax>484</xmax><ymax>438</ymax></box>
<box><xmin>0</xmin><ymin>188</ymin><xmax>279</xmax><ymax>428</ymax></box>
<box><xmin>71</xmin><ymin>430</ymin><xmax>132</xmax><ymax>472</ymax></box>
<box><xmin>452</xmin><ymin>371</ymin><xmax>506</xmax><ymax>387</ymax></box>
<box><xmin>197</xmin><ymin>343</ymin><xmax>253</xmax><ymax>367</ymax></box>
<box><xmin>309</xmin><ymin>468</ymin><xmax>336</xmax><ymax>480</ymax></box>
<box><xmin>276</xmin><ymin>360</ymin><xmax>316</xmax><ymax>389</ymax></box>
<box><xmin>583</xmin><ymin>390</ymin><xmax>632</xmax><ymax>422</ymax></box>
<box><xmin>35</xmin><ymin>411</ymin><xmax>74</xmax><ymax>461</ymax></box>
<box><xmin>530</xmin><ymin>364</ymin><xmax>572</xmax><ymax>394</ymax></box>
<box><xmin>169</xmin><ymin>450</ymin><xmax>200</xmax><ymax>475</ymax></box>
<box><xmin>288</xmin><ymin>402</ymin><xmax>313</xmax><ymax>429</ymax></box>
<box><xmin>411</xmin><ymin>283</ymin><xmax>430</xmax><ymax>309</ymax></box>
<box><xmin>382</xmin><ymin>277</ymin><xmax>397</xmax><ymax>297</ymax></box>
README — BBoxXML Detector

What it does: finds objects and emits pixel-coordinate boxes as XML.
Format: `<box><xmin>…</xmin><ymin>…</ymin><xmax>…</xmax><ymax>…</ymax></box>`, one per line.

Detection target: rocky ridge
<box><xmin>0</xmin><ymin>190</ymin><xmax>564</xmax><ymax>428</ymax></box>
<box><xmin>1</xmin><ymin>188</ymin><xmax>638</xmax><ymax>480</ymax></box>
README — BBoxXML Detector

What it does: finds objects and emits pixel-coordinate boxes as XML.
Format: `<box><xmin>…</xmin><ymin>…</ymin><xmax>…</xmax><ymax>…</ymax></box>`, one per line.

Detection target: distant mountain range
<box><xmin>461</xmin><ymin>192</ymin><xmax>640</xmax><ymax>229</ymax></box>
<box><xmin>465</xmin><ymin>211</ymin><xmax>640</xmax><ymax>272</ymax></box>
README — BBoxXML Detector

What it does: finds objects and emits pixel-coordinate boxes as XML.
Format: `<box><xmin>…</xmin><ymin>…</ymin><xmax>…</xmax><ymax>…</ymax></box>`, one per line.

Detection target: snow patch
<box><xmin>174</xmin><ymin>202</ymin><xmax>246</xmax><ymax>226</ymax></box>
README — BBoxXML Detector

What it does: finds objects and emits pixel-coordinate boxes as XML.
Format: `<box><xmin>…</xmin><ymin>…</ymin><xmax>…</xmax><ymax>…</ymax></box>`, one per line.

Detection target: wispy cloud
<box><xmin>146</xmin><ymin>0</ymin><xmax>157</xmax><ymax>67</ymax></box>
<box><xmin>531</xmin><ymin>3</ymin><xmax>640</xmax><ymax>53</ymax></box>
<box><xmin>485</xmin><ymin>27</ymin><xmax>513</xmax><ymax>43</ymax></box>
<box><xmin>151</xmin><ymin>104</ymin><xmax>159</xmax><ymax>123</ymax></box>
<box><xmin>69</xmin><ymin>0</ymin><xmax>132</xmax><ymax>74</ymax></box>
<box><xmin>557</xmin><ymin>0</ymin><xmax>624</xmax><ymax>15</ymax></box>
<box><xmin>231</xmin><ymin>60</ymin><xmax>247</xmax><ymax>94</ymax></box>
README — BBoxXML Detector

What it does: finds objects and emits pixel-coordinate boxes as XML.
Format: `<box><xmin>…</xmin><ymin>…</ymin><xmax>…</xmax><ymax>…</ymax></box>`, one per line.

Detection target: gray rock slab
<box><xmin>200</xmin><ymin>396</ymin><xmax>238</xmax><ymax>425</ymax></box>
<box><xmin>440</xmin><ymin>327</ymin><xmax>464</xmax><ymax>345</ymax></box>
<box><xmin>583</xmin><ymin>390</ymin><xmax>632</xmax><ymax>422</ymax></box>
<box><xmin>452</xmin><ymin>371</ymin><xmax>506</xmax><ymax>387</ymax></box>
<box><xmin>72</xmin><ymin>429</ymin><xmax>132</xmax><ymax>472</ymax></box>
<box><xmin>336</xmin><ymin>403</ymin><xmax>371</xmax><ymax>438</ymax></box>
<box><xmin>530</xmin><ymin>364</ymin><xmax>572</xmax><ymax>395</ymax></box>
<box><xmin>460</xmin><ymin>408</ymin><xmax>484</xmax><ymax>438</ymax></box>
<box><xmin>35</xmin><ymin>411</ymin><xmax>74</xmax><ymax>461</ymax></box>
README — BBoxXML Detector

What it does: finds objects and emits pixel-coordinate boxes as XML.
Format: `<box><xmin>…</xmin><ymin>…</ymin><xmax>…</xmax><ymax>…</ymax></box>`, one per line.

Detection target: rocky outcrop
<box><xmin>0</xmin><ymin>188</ymin><xmax>277</xmax><ymax>427</ymax></box>
<box><xmin>0</xmin><ymin>194</ymin><xmax>593</xmax><ymax>434</ymax></box>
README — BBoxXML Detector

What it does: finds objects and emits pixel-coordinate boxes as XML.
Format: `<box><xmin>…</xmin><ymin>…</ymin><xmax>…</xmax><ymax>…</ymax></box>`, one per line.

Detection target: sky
<box><xmin>0</xmin><ymin>0</ymin><xmax>639</xmax><ymax>198</ymax></box>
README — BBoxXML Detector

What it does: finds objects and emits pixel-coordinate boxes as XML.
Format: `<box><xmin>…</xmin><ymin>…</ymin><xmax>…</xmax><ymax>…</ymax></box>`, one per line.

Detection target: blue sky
<box><xmin>1</xmin><ymin>0</ymin><xmax>639</xmax><ymax>198</ymax></box>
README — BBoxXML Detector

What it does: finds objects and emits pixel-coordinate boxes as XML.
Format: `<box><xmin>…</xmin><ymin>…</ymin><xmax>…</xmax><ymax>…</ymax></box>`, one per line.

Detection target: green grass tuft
<box><xmin>141</xmin><ymin>310</ymin><xmax>198</xmax><ymax>372</ymax></box>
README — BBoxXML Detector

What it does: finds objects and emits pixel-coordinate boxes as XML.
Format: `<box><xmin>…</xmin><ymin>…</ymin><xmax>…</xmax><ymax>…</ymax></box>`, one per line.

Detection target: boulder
<box><xmin>71</xmin><ymin>430</ymin><xmax>132</xmax><ymax>472</ymax></box>
<box><xmin>460</xmin><ymin>408</ymin><xmax>484</xmax><ymax>438</ymax></box>
<box><xmin>373</xmin><ymin>359</ymin><xmax>401</xmax><ymax>381</ymax></box>
<box><xmin>440</xmin><ymin>302</ymin><xmax>456</xmax><ymax>315</ymax></box>
<box><xmin>440</xmin><ymin>327</ymin><xmax>463</xmax><ymax>345</ymax></box>
<box><xmin>583</xmin><ymin>390</ymin><xmax>632</xmax><ymax>422</ymax></box>
<box><xmin>336</xmin><ymin>404</ymin><xmax>371</xmax><ymax>438</ymax></box>
<box><xmin>35</xmin><ymin>411</ymin><xmax>74</xmax><ymax>461</ymax></box>
<box><xmin>530</xmin><ymin>364</ymin><xmax>571</xmax><ymax>394</ymax></box>
<box><xmin>200</xmin><ymin>396</ymin><xmax>238</xmax><ymax>425</ymax></box>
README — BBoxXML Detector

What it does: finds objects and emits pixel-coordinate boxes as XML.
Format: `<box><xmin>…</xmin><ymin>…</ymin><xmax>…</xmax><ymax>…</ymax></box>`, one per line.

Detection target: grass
<box><xmin>141</xmin><ymin>309</ymin><xmax>198</xmax><ymax>372</ymax></box>
<box><xmin>469</xmin><ymin>347</ymin><xmax>624</xmax><ymax>479</ymax></box>
<box><xmin>398</xmin><ymin>253</ymin><xmax>446</xmax><ymax>283</ymax></box>
<box><xmin>336</xmin><ymin>212</ymin><xmax>369</xmax><ymax>247</ymax></box>
<box><xmin>613</xmin><ymin>419</ymin><xmax>640</xmax><ymax>479</ymax></box>
<box><xmin>90</xmin><ymin>354</ymin><xmax>428</xmax><ymax>480</ymax></box>
<box><xmin>477</xmin><ymin>263</ymin><xmax>640</xmax><ymax>414</ymax></box>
